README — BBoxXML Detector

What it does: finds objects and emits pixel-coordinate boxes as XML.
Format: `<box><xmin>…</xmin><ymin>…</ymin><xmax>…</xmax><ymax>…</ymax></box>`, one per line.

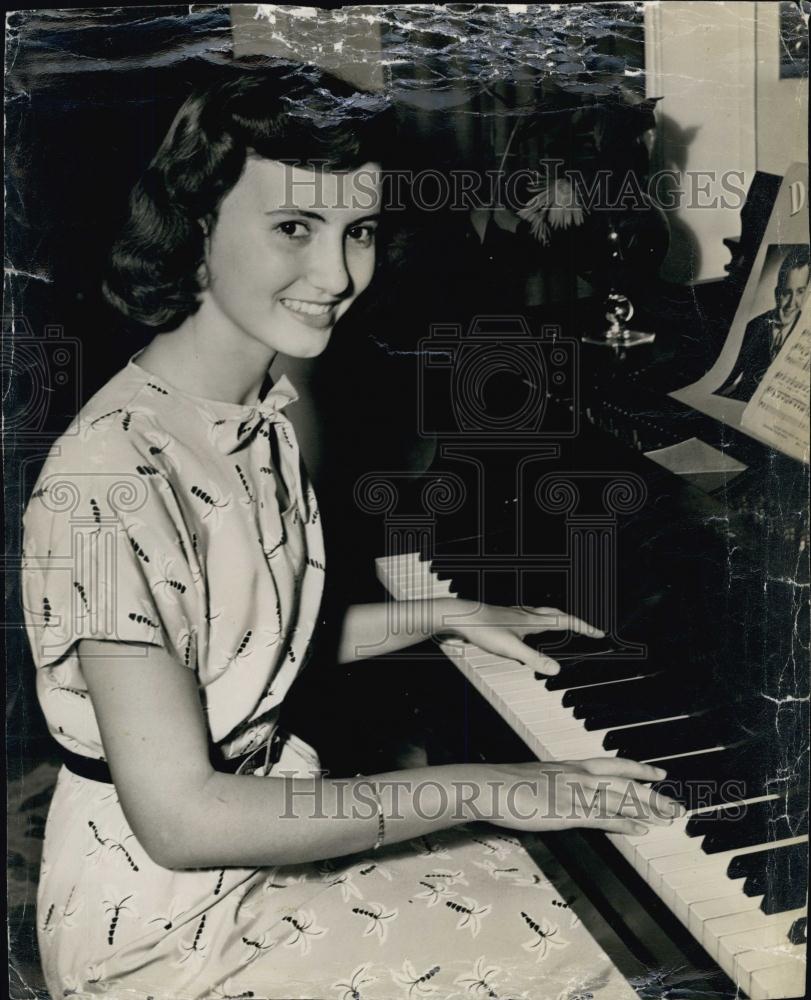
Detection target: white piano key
<box><xmin>524</xmin><ymin>713</ymin><xmax>581</xmax><ymax>736</ymax></box>
<box><xmin>518</xmin><ymin>705</ymin><xmax>566</xmax><ymax>725</ymax></box>
<box><xmin>703</xmin><ymin>908</ymin><xmax>791</xmax><ymax>962</ymax></box>
<box><xmin>735</xmin><ymin>943</ymin><xmax>806</xmax><ymax>999</ymax></box>
<box><xmin>655</xmin><ymin>859</ymin><xmax>752</xmax><ymax>901</ymax></box>
<box><xmin>750</xmin><ymin>958</ymin><xmax>807</xmax><ymax>1000</ymax></box>
<box><xmin>485</xmin><ymin>682</ymin><xmax>545</xmax><ymax>704</ymax></box>
<box><xmin>689</xmin><ymin>894</ymin><xmax>762</xmax><ymax>937</ymax></box>
<box><xmin>507</xmin><ymin>696</ymin><xmax>568</xmax><ymax>719</ymax></box>
<box><xmin>491</xmin><ymin>678</ymin><xmax>549</xmax><ymax>700</ymax></box>
<box><xmin>531</xmin><ymin>712</ymin><xmax>586</xmax><ymax>733</ymax></box>
<box><xmin>486</xmin><ymin>682</ymin><xmax>546</xmax><ymax>708</ymax></box>
<box><xmin>505</xmin><ymin>695</ymin><xmax>570</xmax><ymax>722</ymax></box>
<box><xmin>668</xmin><ymin>876</ymin><xmax>750</xmax><ymax>925</ymax></box>
<box><xmin>544</xmin><ymin>730</ymin><xmax>614</xmax><ymax>758</ymax></box>
<box><xmin>647</xmin><ymin>836</ymin><xmax>808</xmax><ymax>894</ymax></box>
<box><xmin>714</xmin><ymin>908</ymin><xmax>806</xmax><ymax>984</ymax></box>
<box><xmin>663</xmin><ymin>859</ymin><xmax>747</xmax><ymax>894</ymax></box>
<box><xmin>650</xmin><ymin>835</ymin><xmax>807</xmax><ymax>874</ymax></box>
<box><xmin>629</xmin><ymin>819</ymin><xmax>695</xmax><ymax>871</ymax></box>
<box><xmin>471</xmin><ymin>659</ymin><xmax>528</xmax><ymax>677</ymax></box>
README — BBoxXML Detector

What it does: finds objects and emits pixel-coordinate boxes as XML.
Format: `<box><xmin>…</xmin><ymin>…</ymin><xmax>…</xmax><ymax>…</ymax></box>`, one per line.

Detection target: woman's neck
<box><xmin>137</xmin><ymin>310</ymin><xmax>277</xmax><ymax>406</ymax></box>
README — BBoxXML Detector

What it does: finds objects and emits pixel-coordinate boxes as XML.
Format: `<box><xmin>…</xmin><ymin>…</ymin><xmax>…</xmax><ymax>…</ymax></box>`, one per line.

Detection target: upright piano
<box><xmin>367</xmin><ymin>290</ymin><xmax>808</xmax><ymax>999</ymax></box>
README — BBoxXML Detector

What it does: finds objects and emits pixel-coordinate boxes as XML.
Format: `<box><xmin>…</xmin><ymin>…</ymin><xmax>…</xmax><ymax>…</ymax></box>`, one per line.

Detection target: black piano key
<box><xmin>529</xmin><ymin>634</ymin><xmax>631</xmax><ymax>662</ymax></box>
<box><xmin>563</xmin><ymin>674</ymin><xmax>663</xmax><ymax>711</ymax></box>
<box><xmin>650</xmin><ymin>740</ymin><xmax>775</xmax><ymax>808</ymax></box>
<box><xmin>604</xmin><ymin>712</ymin><xmax>735</xmax><ymax>760</ymax></box>
<box><xmin>688</xmin><ymin>796</ymin><xmax>807</xmax><ymax>854</ymax></box>
<box><xmin>725</xmin><ymin>794</ymin><xmax>805</xmax><ymax>853</ymax></box>
<box><xmin>687</xmin><ymin>799</ymin><xmax>769</xmax><ymax>850</ymax></box>
<box><xmin>582</xmin><ymin>700</ymin><xmax>672</xmax><ymax>731</ymax></box>
<box><xmin>687</xmin><ymin>781</ymin><xmax>809</xmax><ymax>837</ymax></box>
<box><xmin>726</xmin><ymin>841</ymin><xmax>808</xmax><ymax>914</ymax></box>
<box><xmin>683</xmin><ymin>801</ymin><xmax>745</xmax><ymax>837</ymax></box>
<box><xmin>570</xmin><ymin>677</ymin><xmax>718</xmax><ymax>730</ymax></box>
<box><xmin>727</xmin><ymin>844</ymin><xmax>808</xmax><ymax>896</ymax></box>
<box><xmin>544</xmin><ymin>653</ymin><xmax>661</xmax><ymax>691</ymax></box>
<box><xmin>788</xmin><ymin>916</ymin><xmax>807</xmax><ymax>945</ymax></box>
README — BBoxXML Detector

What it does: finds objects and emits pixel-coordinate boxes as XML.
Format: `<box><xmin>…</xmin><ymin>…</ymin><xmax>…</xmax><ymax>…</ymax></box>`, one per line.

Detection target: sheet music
<box><xmin>669</xmin><ymin>163</ymin><xmax>809</xmax><ymax>449</ymax></box>
<box><xmin>740</xmin><ymin>300</ymin><xmax>811</xmax><ymax>463</ymax></box>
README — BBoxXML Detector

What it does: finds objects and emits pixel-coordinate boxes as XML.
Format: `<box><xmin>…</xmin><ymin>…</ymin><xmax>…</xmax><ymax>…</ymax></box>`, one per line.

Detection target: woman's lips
<box><xmin>280</xmin><ymin>297</ymin><xmax>337</xmax><ymax>329</ymax></box>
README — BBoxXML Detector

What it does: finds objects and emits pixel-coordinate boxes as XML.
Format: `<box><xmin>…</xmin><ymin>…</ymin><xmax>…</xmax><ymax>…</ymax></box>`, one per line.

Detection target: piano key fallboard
<box><xmin>376</xmin><ymin>551</ymin><xmax>808</xmax><ymax>1000</ymax></box>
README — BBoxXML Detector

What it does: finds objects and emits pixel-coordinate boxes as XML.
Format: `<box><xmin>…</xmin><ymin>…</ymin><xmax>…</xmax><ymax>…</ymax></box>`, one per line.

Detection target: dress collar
<box><xmin>125</xmin><ymin>354</ymin><xmax>299</xmax><ymax>455</ymax></box>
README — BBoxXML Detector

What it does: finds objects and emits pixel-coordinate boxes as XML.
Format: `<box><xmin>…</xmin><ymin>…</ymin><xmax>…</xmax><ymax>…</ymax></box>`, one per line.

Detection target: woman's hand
<box><xmin>437</xmin><ymin>600</ymin><xmax>603</xmax><ymax>676</ymax></box>
<box><xmin>478</xmin><ymin>757</ymin><xmax>683</xmax><ymax>836</ymax></box>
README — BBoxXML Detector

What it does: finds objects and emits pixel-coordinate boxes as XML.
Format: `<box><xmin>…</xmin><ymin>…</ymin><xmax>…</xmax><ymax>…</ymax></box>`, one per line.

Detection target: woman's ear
<box><xmin>197</xmin><ymin>217</ymin><xmax>212</xmax><ymax>289</ymax></box>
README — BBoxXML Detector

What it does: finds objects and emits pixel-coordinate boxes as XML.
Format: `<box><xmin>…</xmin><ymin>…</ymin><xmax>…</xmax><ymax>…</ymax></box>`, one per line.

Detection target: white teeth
<box><xmin>281</xmin><ymin>298</ymin><xmax>332</xmax><ymax>316</ymax></box>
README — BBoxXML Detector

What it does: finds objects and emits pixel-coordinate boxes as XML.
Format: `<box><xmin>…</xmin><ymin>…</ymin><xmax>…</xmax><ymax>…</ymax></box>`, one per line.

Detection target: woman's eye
<box><xmin>274</xmin><ymin>220</ymin><xmax>310</xmax><ymax>240</ymax></box>
<box><xmin>346</xmin><ymin>224</ymin><xmax>376</xmax><ymax>248</ymax></box>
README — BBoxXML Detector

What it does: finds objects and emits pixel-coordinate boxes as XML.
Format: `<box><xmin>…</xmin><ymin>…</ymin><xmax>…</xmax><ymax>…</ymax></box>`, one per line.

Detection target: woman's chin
<box><xmin>275</xmin><ymin>329</ymin><xmax>334</xmax><ymax>360</ymax></box>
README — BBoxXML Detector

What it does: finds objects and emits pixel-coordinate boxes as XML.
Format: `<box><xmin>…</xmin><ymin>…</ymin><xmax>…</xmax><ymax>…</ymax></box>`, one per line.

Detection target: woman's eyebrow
<box><xmin>346</xmin><ymin>213</ymin><xmax>381</xmax><ymax>225</ymax></box>
<box><xmin>264</xmin><ymin>210</ymin><xmax>381</xmax><ymax>224</ymax></box>
<box><xmin>265</xmin><ymin>209</ymin><xmax>326</xmax><ymax>221</ymax></box>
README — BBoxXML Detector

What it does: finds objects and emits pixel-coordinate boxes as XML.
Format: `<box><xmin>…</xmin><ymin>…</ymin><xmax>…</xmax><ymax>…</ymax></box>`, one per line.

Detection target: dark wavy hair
<box><xmin>103</xmin><ymin>59</ymin><xmax>394</xmax><ymax>329</ymax></box>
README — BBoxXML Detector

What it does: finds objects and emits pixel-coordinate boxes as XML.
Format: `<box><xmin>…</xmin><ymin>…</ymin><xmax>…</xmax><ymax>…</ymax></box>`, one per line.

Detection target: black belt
<box><xmin>57</xmin><ymin>731</ymin><xmax>285</xmax><ymax>784</ymax></box>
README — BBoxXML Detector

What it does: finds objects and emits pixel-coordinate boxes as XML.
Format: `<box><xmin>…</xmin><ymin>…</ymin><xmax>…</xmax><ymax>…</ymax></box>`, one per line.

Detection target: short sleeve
<box><xmin>22</xmin><ymin>458</ymin><xmax>200</xmax><ymax>672</ymax></box>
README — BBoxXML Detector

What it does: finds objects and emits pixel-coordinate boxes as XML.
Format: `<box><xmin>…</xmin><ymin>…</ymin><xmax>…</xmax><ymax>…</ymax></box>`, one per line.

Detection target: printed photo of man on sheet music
<box><xmin>714</xmin><ymin>244</ymin><xmax>810</xmax><ymax>402</ymax></box>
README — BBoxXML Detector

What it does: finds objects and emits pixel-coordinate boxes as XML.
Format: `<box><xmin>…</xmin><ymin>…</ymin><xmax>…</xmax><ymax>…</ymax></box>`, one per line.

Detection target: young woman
<box><xmin>22</xmin><ymin>61</ymin><xmax>679</xmax><ymax>1000</ymax></box>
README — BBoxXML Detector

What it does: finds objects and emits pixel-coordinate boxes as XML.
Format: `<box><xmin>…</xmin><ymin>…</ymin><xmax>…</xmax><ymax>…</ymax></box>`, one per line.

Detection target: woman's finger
<box><xmin>577</xmin><ymin>776</ymin><xmax>682</xmax><ymax>821</ymax></box>
<box><xmin>554</xmin><ymin>773</ymin><xmax>672</xmax><ymax>826</ymax></box>
<box><xmin>582</xmin><ymin>815</ymin><xmax>655</xmax><ymax>837</ymax></box>
<box><xmin>480</xmin><ymin>630</ymin><xmax>561</xmax><ymax>675</ymax></box>
<box><xmin>574</xmin><ymin>756</ymin><xmax>668</xmax><ymax>783</ymax></box>
<box><xmin>523</xmin><ymin>607</ymin><xmax>605</xmax><ymax>637</ymax></box>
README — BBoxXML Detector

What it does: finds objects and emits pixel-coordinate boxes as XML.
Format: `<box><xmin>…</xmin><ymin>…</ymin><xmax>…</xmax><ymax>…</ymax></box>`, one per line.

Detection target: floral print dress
<box><xmin>21</xmin><ymin>357</ymin><xmax>637</xmax><ymax>1000</ymax></box>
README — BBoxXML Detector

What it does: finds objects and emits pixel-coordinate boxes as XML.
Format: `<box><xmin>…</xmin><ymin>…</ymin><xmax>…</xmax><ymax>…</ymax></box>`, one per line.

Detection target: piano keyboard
<box><xmin>376</xmin><ymin>551</ymin><xmax>808</xmax><ymax>1000</ymax></box>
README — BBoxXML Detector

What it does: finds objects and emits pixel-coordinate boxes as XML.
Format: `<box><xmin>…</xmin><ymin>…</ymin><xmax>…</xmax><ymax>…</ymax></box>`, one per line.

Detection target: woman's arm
<box><xmin>79</xmin><ymin>638</ymin><xmax>678</xmax><ymax>872</ymax></box>
<box><xmin>336</xmin><ymin>600</ymin><xmax>447</xmax><ymax>663</ymax></box>
<box><xmin>79</xmin><ymin>638</ymin><xmax>472</xmax><ymax>869</ymax></box>
<box><xmin>338</xmin><ymin>598</ymin><xmax>601</xmax><ymax>674</ymax></box>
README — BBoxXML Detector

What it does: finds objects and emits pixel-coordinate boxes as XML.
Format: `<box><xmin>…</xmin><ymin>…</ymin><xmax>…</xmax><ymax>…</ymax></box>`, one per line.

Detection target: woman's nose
<box><xmin>307</xmin><ymin>237</ymin><xmax>351</xmax><ymax>298</ymax></box>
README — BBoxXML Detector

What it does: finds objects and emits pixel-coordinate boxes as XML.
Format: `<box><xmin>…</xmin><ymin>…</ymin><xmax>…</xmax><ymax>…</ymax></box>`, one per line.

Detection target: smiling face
<box><xmin>197</xmin><ymin>158</ymin><xmax>381</xmax><ymax>362</ymax></box>
<box><xmin>775</xmin><ymin>263</ymin><xmax>810</xmax><ymax>329</ymax></box>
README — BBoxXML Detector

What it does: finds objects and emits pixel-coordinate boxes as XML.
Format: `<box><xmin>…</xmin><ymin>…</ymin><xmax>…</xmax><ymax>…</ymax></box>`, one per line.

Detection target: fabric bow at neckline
<box><xmin>206</xmin><ymin>375</ymin><xmax>299</xmax><ymax>455</ymax></box>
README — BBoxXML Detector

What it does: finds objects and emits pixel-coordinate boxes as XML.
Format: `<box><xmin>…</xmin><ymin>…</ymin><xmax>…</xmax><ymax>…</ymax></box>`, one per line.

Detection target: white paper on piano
<box><xmin>739</xmin><ymin>299</ymin><xmax>811</xmax><ymax>464</ymax></box>
<box><xmin>643</xmin><ymin>437</ymin><xmax>748</xmax><ymax>491</ymax></box>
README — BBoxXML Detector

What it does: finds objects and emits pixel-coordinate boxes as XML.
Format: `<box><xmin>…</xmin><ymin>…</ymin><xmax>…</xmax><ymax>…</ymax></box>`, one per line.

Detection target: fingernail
<box><xmin>654</xmin><ymin>767</ymin><xmax>667</xmax><ymax>779</ymax></box>
<box><xmin>632</xmin><ymin>823</ymin><xmax>649</xmax><ymax>835</ymax></box>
